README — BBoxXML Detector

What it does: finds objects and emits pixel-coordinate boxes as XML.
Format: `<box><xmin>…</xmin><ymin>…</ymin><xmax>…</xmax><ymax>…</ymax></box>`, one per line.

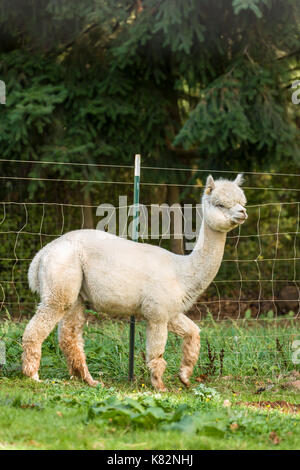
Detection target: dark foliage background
<box><xmin>0</xmin><ymin>0</ymin><xmax>299</xmax><ymax>318</ymax></box>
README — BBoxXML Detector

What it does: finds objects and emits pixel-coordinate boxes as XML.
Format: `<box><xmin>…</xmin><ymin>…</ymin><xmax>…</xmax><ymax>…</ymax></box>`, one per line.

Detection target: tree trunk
<box><xmin>82</xmin><ymin>191</ymin><xmax>94</xmax><ymax>229</ymax></box>
<box><xmin>166</xmin><ymin>184</ymin><xmax>184</xmax><ymax>254</ymax></box>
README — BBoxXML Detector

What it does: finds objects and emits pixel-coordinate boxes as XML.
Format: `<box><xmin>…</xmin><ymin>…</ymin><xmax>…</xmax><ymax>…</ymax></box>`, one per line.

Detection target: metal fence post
<box><xmin>129</xmin><ymin>154</ymin><xmax>140</xmax><ymax>381</ymax></box>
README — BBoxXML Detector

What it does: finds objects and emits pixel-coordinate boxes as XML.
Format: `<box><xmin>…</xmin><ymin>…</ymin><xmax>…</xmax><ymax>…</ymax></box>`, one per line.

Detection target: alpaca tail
<box><xmin>28</xmin><ymin>248</ymin><xmax>44</xmax><ymax>294</ymax></box>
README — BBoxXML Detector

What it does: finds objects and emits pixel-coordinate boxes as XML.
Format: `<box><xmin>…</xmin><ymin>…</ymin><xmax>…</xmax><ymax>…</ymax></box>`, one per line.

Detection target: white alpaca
<box><xmin>22</xmin><ymin>174</ymin><xmax>247</xmax><ymax>390</ymax></box>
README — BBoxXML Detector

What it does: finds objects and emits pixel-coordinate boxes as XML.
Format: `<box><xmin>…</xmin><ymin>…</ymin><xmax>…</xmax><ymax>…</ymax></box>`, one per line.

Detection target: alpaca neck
<box><xmin>179</xmin><ymin>218</ymin><xmax>227</xmax><ymax>308</ymax></box>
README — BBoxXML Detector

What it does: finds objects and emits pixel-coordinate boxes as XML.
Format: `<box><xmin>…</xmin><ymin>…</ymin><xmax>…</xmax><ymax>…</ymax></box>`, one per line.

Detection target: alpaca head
<box><xmin>202</xmin><ymin>174</ymin><xmax>247</xmax><ymax>232</ymax></box>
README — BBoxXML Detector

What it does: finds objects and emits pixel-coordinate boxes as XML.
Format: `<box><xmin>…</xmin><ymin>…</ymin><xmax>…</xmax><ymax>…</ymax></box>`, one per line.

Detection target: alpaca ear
<box><xmin>205</xmin><ymin>175</ymin><xmax>215</xmax><ymax>194</ymax></box>
<box><xmin>234</xmin><ymin>173</ymin><xmax>244</xmax><ymax>186</ymax></box>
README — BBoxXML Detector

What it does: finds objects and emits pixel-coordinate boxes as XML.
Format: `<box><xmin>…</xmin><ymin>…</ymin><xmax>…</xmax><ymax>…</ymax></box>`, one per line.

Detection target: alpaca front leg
<box><xmin>146</xmin><ymin>321</ymin><xmax>168</xmax><ymax>391</ymax></box>
<box><xmin>169</xmin><ymin>314</ymin><xmax>200</xmax><ymax>387</ymax></box>
<box><xmin>22</xmin><ymin>303</ymin><xmax>65</xmax><ymax>381</ymax></box>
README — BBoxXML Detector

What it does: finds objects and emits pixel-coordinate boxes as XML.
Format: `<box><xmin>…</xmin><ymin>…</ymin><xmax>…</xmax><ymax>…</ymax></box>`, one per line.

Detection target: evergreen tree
<box><xmin>0</xmin><ymin>0</ymin><xmax>299</xmax><ymax>238</ymax></box>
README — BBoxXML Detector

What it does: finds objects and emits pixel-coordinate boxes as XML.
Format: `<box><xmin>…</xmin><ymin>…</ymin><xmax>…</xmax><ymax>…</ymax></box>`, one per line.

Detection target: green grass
<box><xmin>0</xmin><ymin>318</ymin><xmax>299</xmax><ymax>450</ymax></box>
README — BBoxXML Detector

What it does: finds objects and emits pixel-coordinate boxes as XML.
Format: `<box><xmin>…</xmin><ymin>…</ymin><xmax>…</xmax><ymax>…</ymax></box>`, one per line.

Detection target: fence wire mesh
<box><xmin>0</xmin><ymin>159</ymin><xmax>299</xmax><ymax>375</ymax></box>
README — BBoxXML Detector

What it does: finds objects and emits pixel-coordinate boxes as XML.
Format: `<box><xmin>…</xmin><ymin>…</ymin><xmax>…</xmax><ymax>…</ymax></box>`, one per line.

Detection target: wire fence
<box><xmin>0</xmin><ymin>159</ymin><xmax>300</xmax><ymax>325</ymax></box>
<box><xmin>1</xmin><ymin>158</ymin><xmax>300</xmax><ymax>375</ymax></box>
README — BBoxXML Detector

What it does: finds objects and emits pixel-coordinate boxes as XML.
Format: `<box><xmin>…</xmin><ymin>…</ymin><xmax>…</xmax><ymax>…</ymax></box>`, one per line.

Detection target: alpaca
<box><xmin>22</xmin><ymin>174</ymin><xmax>247</xmax><ymax>391</ymax></box>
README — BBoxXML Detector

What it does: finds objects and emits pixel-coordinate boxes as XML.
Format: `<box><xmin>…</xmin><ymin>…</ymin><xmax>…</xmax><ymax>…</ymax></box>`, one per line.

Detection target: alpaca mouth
<box><xmin>232</xmin><ymin>215</ymin><xmax>247</xmax><ymax>224</ymax></box>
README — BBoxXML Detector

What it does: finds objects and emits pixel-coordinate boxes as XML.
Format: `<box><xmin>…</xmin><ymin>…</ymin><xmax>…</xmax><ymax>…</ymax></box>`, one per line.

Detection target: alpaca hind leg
<box><xmin>58</xmin><ymin>299</ymin><xmax>98</xmax><ymax>387</ymax></box>
<box><xmin>146</xmin><ymin>321</ymin><xmax>168</xmax><ymax>391</ymax></box>
<box><xmin>23</xmin><ymin>243</ymin><xmax>82</xmax><ymax>382</ymax></box>
<box><xmin>168</xmin><ymin>314</ymin><xmax>200</xmax><ymax>387</ymax></box>
<box><xmin>22</xmin><ymin>301</ymin><xmax>66</xmax><ymax>381</ymax></box>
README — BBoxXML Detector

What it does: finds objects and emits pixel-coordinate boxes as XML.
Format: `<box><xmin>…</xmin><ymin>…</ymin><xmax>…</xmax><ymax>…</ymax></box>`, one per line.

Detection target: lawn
<box><xmin>0</xmin><ymin>317</ymin><xmax>299</xmax><ymax>450</ymax></box>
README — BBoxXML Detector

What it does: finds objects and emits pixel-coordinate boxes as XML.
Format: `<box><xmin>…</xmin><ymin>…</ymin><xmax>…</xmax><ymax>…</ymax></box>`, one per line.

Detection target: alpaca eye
<box><xmin>217</xmin><ymin>204</ymin><xmax>225</xmax><ymax>209</ymax></box>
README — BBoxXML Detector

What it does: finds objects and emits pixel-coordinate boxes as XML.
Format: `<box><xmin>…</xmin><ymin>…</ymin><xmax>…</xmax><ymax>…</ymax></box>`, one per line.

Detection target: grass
<box><xmin>0</xmin><ymin>317</ymin><xmax>299</xmax><ymax>450</ymax></box>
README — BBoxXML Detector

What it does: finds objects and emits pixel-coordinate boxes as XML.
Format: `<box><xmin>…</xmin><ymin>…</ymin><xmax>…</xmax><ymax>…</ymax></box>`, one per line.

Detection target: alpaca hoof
<box><xmin>86</xmin><ymin>379</ymin><xmax>100</xmax><ymax>387</ymax></box>
<box><xmin>30</xmin><ymin>372</ymin><xmax>41</xmax><ymax>383</ymax></box>
<box><xmin>153</xmin><ymin>382</ymin><xmax>167</xmax><ymax>392</ymax></box>
<box><xmin>179</xmin><ymin>374</ymin><xmax>190</xmax><ymax>388</ymax></box>
<box><xmin>70</xmin><ymin>374</ymin><xmax>100</xmax><ymax>387</ymax></box>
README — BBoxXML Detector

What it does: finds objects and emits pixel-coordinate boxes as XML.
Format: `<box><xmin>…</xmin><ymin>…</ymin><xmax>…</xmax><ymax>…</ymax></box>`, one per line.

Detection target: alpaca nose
<box><xmin>239</xmin><ymin>207</ymin><xmax>247</xmax><ymax>219</ymax></box>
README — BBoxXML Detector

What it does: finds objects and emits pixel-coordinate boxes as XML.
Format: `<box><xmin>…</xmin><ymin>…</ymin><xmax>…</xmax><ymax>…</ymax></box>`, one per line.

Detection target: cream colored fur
<box><xmin>22</xmin><ymin>175</ymin><xmax>247</xmax><ymax>390</ymax></box>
